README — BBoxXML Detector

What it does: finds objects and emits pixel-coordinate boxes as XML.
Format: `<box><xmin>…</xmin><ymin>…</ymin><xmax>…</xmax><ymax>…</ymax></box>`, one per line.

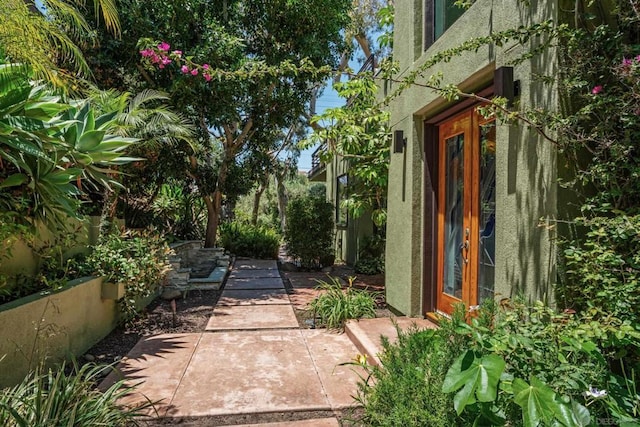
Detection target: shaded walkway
<box><xmin>101</xmin><ymin>259</ymin><xmax>363</xmax><ymax>426</ymax></box>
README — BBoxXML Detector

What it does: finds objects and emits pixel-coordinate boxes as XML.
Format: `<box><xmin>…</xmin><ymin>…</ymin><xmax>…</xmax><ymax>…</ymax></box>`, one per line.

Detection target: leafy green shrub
<box><xmin>354</xmin><ymin>256</ymin><xmax>385</xmax><ymax>275</ymax></box>
<box><xmin>356</xmin><ymin>321</ymin><xmax>469</xmax><ymax>426</ymax></box>
<box><xmin>561</xmin><ymin>215</ymin><xmax>640</xmax><ymax>325</ymax></box>
<box><xmin>218</xmin><ymin>221</ymin><xmax>280</xmax><ymax>259</ymax></box>
<box><xmin>355</xmin><ymin>234</ymin><xmax>385</xmax><ymax>274</ymax></box>
<box><xmin>309</xmin><ymin>276</ymin><xmax>376</xmax><ymax>329</ymax></box>
<box><xmin>81</xmin><ymin>230</ymin><xmax>171</xmax><ymax>320</ymax></box>
<box><xmin>0</xmin><ymin>362</ymin><xmax>152</xmax><ymax>426</ymax></box>
<box><xmin>443</xmin><ymin>300</ymin><xmax>640</xmax><ymax>426</ymax></box>
<box><xmin>284</xmin><ymin>194</ymin><xmax>334</xmax><ymax>269</ymax></box>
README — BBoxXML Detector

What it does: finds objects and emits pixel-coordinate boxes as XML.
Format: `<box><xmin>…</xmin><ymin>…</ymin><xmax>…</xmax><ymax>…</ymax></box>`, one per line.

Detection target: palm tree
<box><xmin>0</xmin><ymin>0</ymin><xmax>120</xmax><ymax>89</ymax></box>
<box><xmin>86</xmin><ymin>88</ymin><xmax>197</xmax><ymax>222</ymax></box>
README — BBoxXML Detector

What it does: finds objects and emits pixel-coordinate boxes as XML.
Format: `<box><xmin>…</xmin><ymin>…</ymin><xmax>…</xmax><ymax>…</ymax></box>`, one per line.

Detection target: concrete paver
<box><xmin>99</xmin><ymin>333</ymin><xmax>201</xmax><ymax>416</ymax></box>
<box><xmin>102</xmin><ymin>258</ymin><xmax>370</xmax><ymax>422</ymax></box>
<box><xmin>206</xmin><ymin>304</ymin><xmax>299</xmax><ymax>330</ymax></box>
<box><xmin>218</xmin><ymin>289</ymin><xmax>290</xmax><ymax>306</ymax></box>
<box><xmin>345</xmin><ymin>316</ymin><xmax>437</xmax><ymax>366</ymax></box>
<box><xmin>234</xmin><ymin>259</ymin><xmax>279</xmax><ymax>270</ymax></box>
<box><xmin>168</xmin><ymin>330</ymin><xmax>330</xmax><ymax>417</ymax></box>
<box><xmin>224</xmin><ymin>277</ymin><xmax>284</xmax><ymax>290</ymax></box>
<box><xmin>302</xmin><ymin>329</ymin><xmax>365</xmax><ymax>410</ymax></box>
<box><xmin>229</xmin><ymin>269</ymin><xmax>281</xmax><ymax>279</ymax></box>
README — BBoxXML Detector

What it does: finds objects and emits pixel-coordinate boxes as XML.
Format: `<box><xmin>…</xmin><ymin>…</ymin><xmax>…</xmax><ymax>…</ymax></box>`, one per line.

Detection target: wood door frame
<box><xmin>422</xmin><ymin>95</ymin><xmax>494</xmax><ymax>316</ymax></box>
<box><xmin>435</xmin><ymin>110</ymin><xmax>476</xmax><ymax>314</ymax></box>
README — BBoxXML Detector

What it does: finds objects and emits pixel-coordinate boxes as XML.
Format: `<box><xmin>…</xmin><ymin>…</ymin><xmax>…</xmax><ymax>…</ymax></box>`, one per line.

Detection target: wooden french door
<box><xmin>436</xmin><ymin>108</ymin><xmax>496</xmax><ymax>315</ymax></box>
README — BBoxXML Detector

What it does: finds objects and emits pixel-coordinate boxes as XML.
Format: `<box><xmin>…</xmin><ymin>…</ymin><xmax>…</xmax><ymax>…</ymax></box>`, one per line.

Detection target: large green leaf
<box><xmin>0</xmin><ymin>173</ymin><xmax>28</xmax><ymax>188</ymax></box>
<box><xmin>513</xmin><ymin>377</ymin><xmax>556</xmax><ymax>426</ymax></box>
<box><xmin>512</xmin><ymin>376</ymin><xmax>587</xmax><ymax>427</ymax></box>
<box><xmin>442</xmin><ymin>351</ymin><xmax>506</xmax><ymax>414</ymax></box>
<box><xmin>77</xmin><ymin>130</ymin><xmax>106</xmax><ymax>151</ymax></box>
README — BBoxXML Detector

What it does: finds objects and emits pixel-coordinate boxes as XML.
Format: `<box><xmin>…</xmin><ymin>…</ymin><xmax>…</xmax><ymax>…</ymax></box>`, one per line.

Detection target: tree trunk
<box><xmin>252</xmin><ymin>183</ymin><xmax>267</xmax><ymax>226</ymax></box>
<box><xmin>203</xmin><ymin>193</ymin><xmax>219</xmax><ymax>248</ymax></box>
<box><xmin>275</xmin><ymin>173</ymin><xmax>288</xmax><ymax>231</ymax></box>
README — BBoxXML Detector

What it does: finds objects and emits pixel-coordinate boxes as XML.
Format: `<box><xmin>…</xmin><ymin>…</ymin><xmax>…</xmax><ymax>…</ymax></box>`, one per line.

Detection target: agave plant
<box><xmin>0</xmin><ymin>65</ymin><xmax>139</xmax><ymax>228</ymax></box>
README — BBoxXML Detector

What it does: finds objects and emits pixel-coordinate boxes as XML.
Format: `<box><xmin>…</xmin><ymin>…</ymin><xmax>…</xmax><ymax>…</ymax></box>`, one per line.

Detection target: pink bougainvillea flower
<box><xmin>140</xmin><ymin>48</ymin><xmax>154</xmax><ymax>57</ymax></box>
<box><xmin>181</xmin><ymin>65</ymin><xmax>190</xmax><ymax>74</ymax></box>
<box><xmin>157</xmin><ymin>42</ymin><xmax>170</xmax><ymax>51</ymax></box>
<box><xmin>191</xmin><ymin>68</ymin><xmax>199</xmax><ymax>76</ymax></box>
<box><xmin>204</xmin><ymin>73</ymin><xmax>212</xmax><ymax>82</ymax></box>
<box><xmin>161</xmin><ymin>56</ymin><xmax>172</xmax><ymax>65</ymax></box>
<box><xmin>172</xmin><ymin>50</ymin><xmax>182</xmax><ymax>57</ymax></box>
<box><xmin>203</xmin><ymin>63</ymin><xmax>210</xmax><ymax>70</ymax></box>
<box><xmin>591</xmin><ymin>85</ymin><xmax>603</xmax><ymax>95</ymax></box>
<box><xmin>623</xmin><ymin>58</ymin><xmax>633</xmax><ymax>66</ymax></box>
<box><xmin>150</xmin><ymin>54</ymin><xmax>161</xmax><ymax>64</ymax></box>
<box><xmin>159</xmin><ymin>64</ymin><xmax>165</xmax><ymax>69</ymax></box>
<box><xmin>636</xmin><ymin>54</ymin><xmax>640</xmax><ymax>62</ymax></box>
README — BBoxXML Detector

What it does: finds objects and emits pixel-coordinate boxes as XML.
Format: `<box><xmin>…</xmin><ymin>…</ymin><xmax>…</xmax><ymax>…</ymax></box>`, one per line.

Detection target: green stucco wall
<box><xmin>324</xmin><ymin>156</ymin><xmax>374</xmax><ymax>265</ymax></box>
<box><xmin>386</xmin><ymin>0</ymin><xmax>560</xmax><ymax>315</ymax></box>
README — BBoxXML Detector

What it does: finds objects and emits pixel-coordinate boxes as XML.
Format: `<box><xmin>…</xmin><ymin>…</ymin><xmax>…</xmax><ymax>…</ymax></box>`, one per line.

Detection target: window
<box><xmin>336</xmin><ymin>174</ymin><xmax>348</xmax><ymax>227</ymax></box>
<box><xmin>424</xmin><ymin>0</ymin><xmax>466</xmax><ymax>50</ymax></box>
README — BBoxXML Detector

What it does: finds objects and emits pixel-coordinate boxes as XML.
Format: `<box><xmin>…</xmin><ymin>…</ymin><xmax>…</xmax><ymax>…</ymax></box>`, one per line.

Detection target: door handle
<box><xmin>460</xmin><ymin>239</ymin><xmax>470</xmax><ymax>264</ymax></box>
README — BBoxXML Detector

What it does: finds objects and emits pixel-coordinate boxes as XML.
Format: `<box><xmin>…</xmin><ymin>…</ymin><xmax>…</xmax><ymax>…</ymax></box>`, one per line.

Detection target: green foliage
<box><xmin>0</xmin><ymin>221</ymin><xmax>87</xmax><ymax>305</ymax></box>
<box><xmin>218</xmin><ymin>221</ymin><xmax>280</xmax><ymax>259</ymax></box>
<box><xmin>354</xmin><ymin>256</ymin><xmax>385</xmax><ymax>275</ymax></box>
<box><xmin>148</xmin><ymin>183</ymin><xmax>206</xmax><ymax>241</ymax></box>
<box><xmin>561</xmin><ymin>215</ymin><xmax>640</xmax><ymax>325</ymax></box>
<box><xmin>284</xmin><ymin>194</ymin><xmax>334</xmax><ymax>269</ymax></box>
<box><xmin>356</xmin><ymin>323</ymin><xmax>469</xmax><ymax>426</ymax></box>
<box><xmin>0</xmin><ymin>66</ymin><xmax>139</xmax><ymax>230</ymax></box>
<box><xmin>0</xmin><ymin>361</ymin><xmax>151</xmax><ymax>427</ymax></box>
<box><xmin>81</xmin><ymin>229</ymin><xmax>171</xmax><ymax>321</ymax></box>
<box><xmin>443</xmin><ymin>301</ymin><xmax>639</xmax><ymax>426</ymax></box>
<box><xmin>354</xmin><ymin>233</ymin><xmax>385</xmax><ymax>274</ymax></box>
<box><xmin>0</xmin><ymin>0</ymin><xmax>119</xmax><ymax>88</ymax></box>
<box><xmin>306</xmin><ymin>72</ymin><xmax>390</xmax><ymax>226</ymax></box>
<box><xmin>309</xmin><ymin>276</ymin><xmax>376</xmax><ymax>329</ymax></box>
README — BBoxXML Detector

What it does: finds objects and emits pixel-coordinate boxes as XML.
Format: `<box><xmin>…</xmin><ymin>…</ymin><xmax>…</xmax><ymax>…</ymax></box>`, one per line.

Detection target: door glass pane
<box><xmin>443</xmin><ymin>133</ymin><xmax>464</xmax><ymax>298</ymax></box>
<box><xmin>478</xmin><ymin>122</ymin><xmax>496</xmax><ymax>302</ymax></box>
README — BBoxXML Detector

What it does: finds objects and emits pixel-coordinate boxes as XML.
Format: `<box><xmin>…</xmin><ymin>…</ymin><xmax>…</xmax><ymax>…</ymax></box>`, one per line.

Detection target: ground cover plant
<box><xmin>355</xmin><ymin>315</ymin><xmax>469</xmax><ymax>427</ymax></box>
<box><xmin>0</xmin><ymin>361</ymin><xmax>151</xmax><ymax>426</ymax></box>
<box><xmin>356</xmin><ymin>302</ymin><xmax>640</xmax><ymax>426</ymax></box>
<box><xmin>309</xmin><ymin>276</ymin><xmax>377</xmax><ymax>329</ymax></box>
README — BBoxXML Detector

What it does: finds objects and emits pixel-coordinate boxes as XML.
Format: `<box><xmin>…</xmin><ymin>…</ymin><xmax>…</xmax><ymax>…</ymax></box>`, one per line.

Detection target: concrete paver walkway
<box><xmin>101</xmin><ymin>259</ymin><xmax>363</xmax><ymax>425</ymax></box>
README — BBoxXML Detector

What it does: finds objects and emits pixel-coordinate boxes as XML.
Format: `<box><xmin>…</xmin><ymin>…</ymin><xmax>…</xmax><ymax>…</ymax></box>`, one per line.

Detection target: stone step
<box><xmin>185</xmin><ymin>266</ymin><xmax>229</xmax><ymax>290</ymax></box>
<box><xmin>344</xmin><ymin>317</ymin><xmax>438</xmax><ymax>367</ymax></box>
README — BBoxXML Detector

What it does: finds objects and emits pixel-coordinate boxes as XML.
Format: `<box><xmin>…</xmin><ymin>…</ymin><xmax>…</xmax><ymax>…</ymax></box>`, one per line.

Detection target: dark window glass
<box><xmin>427</xmin><ymin>0</ymin><xmax>466</xmax><ymax>49</ymax></box>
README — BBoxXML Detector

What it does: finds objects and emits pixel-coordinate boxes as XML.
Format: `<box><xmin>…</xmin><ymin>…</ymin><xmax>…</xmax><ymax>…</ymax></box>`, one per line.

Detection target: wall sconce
<box><xmin>495</xmin><ymin>66</ymin><xmax>520</xmax><ymax>107</ymax></box>
<box><xmin>393</xmin><ymin>129</ymin><xmax>407</xmax><ymax>153</ymax></box>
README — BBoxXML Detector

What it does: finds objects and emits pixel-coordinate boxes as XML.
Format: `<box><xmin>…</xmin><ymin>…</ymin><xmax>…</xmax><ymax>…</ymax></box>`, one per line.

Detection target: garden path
<box><xmin>100</xmin><ymin>259</ymin><xmax>363</xmax><ymax>426</ymax></box>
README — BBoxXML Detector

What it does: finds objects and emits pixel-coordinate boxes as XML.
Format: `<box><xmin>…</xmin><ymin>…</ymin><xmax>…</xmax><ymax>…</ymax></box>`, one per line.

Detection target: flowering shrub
<box><xmin>139</xmin><ymin>41</ymin><xmax>213</xmax><ymax>82</ymax></box>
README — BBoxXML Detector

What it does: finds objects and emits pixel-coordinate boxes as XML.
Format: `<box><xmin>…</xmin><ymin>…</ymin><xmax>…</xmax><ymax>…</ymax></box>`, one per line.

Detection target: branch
<box><xmin>375</xmin><ymin>75</ymin><xmax>559</xmax><ymax>146</ymax></box>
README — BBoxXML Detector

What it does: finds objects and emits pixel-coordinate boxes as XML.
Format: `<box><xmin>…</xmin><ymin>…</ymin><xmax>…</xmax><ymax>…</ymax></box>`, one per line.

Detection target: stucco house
<box><xmin>385</xmin><ymin>0</ymin><xmax>576</xmax><ymax>318</ymax></box>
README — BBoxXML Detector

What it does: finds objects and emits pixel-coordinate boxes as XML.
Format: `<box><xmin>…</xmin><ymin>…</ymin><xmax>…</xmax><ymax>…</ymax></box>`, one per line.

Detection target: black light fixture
<box><xmin>393</xmin><ymin>129</ymin><xmax>407</xmax><ymax>153</ymax></box>
<box><xmin>495</xmin><ymin>66</ymin><xmax>520</xmax><ymax>106</ymax></box>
